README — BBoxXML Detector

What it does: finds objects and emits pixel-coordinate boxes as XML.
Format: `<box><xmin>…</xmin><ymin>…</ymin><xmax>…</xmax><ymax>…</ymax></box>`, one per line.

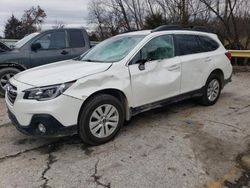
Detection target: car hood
<box><xmin>0</xmin><ymin>42</ymin><xmax>11</xmax><ymax>52</ymax></box>
<box><xmin>13</xmin><ymin>60</ymin><xmax>112</xmax><ymax>86</ymax></box>
<box><xmin>0</xmin><ymin>48</ymin><xmax>19</xmax><ymax>56</ymax></box>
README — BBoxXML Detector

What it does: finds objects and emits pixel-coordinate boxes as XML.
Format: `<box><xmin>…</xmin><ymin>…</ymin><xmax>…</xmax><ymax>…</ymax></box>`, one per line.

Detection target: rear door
<box><xmin>30</xmin><ymin>30</ymin><xmax>71</xmax><ymax>67</ymax></box>
<box><xmin>176</xmin><ymin>34</ymin><xmax>211</xmax><ymax>93</ymax></box>
<box><xmin>128</xmin><ymin>34</ymin><xmax>181</xmax><ymax>107</ymax></box>
<box><xmin>67</xmin><ymin>29</ymin><xmax>90</xmax><ymax>58</ymax></box>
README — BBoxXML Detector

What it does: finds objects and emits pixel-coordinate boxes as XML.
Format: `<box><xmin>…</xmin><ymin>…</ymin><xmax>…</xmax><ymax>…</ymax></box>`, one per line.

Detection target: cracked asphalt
<box><xmin>0</xmin><ymin>72</ymin><xmax>250</xmax><ymax>188</ymax></box>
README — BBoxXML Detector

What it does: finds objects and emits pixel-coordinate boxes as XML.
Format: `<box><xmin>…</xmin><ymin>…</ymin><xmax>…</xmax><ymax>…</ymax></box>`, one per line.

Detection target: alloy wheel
<box><xmin>89</xmin><ymin>104</ymin><xmax>119</xmax><ymax>138</ymax></box>
<box><xmin>0</xmin><ymin>73</ymin><xmax>15</xmax><ymax>90</ymax></box>
<box><xmin>207</xmin><ymin>79</ymin><xmax>220</xmax><ymax>102</ymax></box>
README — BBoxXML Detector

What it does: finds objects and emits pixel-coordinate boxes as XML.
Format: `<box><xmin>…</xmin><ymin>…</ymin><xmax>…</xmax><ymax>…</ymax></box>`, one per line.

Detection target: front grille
<box><xmin>7</xmin><ymin>83</ymin><xmax>17</xmax><ymax>105</ymax></box>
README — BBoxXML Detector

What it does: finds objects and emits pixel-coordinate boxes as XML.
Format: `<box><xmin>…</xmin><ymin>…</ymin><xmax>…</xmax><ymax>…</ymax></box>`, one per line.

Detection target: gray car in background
<box><xmin>0</xmin><ymin>28</ymin><xmax>90</xmax><ymax>96</ymax></box>
<box><xmin>0</xmin><ymin>42</ymin><xmax>11</xmax><ymax>53</ymax></box>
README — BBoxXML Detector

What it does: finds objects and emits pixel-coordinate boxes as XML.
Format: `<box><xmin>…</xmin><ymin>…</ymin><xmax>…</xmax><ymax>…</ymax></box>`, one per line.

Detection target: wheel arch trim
<box><xmin>205</xmin><ymin>68</ymin><xmax>225</xmax><ymax>87</ymax></box>
<box><xmin>77</xmin><ymin>88</ymin><xmax>131</xmax><ymax>127</ymax></box>
<box><xmin>0</xmin><ymin>63</ymin><xmax>27</xmax><ymax>71</ymax></box>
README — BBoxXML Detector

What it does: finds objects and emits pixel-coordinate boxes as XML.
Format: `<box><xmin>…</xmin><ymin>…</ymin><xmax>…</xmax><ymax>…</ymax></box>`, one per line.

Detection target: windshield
<box><xmin>81</xmin><ymin>35</ymin><xmax>146</xmax><ymax>63</ymax></box>
<box><xmin>14</xmin><ymin>32</ymin><xmax>39</xmax><ymax>48</ymax></box>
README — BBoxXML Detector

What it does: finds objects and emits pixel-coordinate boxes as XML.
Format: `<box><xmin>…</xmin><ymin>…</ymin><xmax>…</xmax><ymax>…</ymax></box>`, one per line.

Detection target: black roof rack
<box><xmin>191</xmin><ymin>26</ymin><xmax>210</xmax><ymax>33</ymax></box>
<box><xmin>151</xmin><ymin>25</ymin><xmax>210</xmax><ymax>33</ymax></box>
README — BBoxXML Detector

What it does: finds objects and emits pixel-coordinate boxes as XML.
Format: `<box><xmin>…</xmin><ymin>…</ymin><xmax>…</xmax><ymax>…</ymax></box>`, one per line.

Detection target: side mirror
<box><xmin>136</xmin><ymin>59</ymin><xmax>148</xmax><ymax>71</ymax></box>
<box><xmin>31</xmin><ymin>43</ymin><xmax>41</xmax><ymax>51</ymax></box>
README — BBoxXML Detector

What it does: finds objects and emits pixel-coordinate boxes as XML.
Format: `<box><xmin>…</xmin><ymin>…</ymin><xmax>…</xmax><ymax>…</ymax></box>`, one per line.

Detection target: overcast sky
<box><xmin>0</xmin><ymin>0</ymin><xmax>91</xmax><ymax>37</ymax></box>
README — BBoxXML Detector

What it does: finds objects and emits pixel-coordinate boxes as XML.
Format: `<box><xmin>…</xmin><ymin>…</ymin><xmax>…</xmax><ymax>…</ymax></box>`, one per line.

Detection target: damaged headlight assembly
<box><xmin>23</xmin><ymin>81</ymin><xmax>75</xmax><ymax>101</ymax></box>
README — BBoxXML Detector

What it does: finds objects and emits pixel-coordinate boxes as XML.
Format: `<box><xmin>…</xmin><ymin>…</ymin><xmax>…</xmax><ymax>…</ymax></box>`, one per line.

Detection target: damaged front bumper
<box><xmin>8</xmin><ymin>110</ymin><xmax>77</xmax><ymax>137</ymax></box>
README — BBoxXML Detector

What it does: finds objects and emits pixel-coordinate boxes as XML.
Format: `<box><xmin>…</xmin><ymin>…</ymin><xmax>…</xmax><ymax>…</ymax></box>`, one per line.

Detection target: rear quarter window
<box><xmin>198</xmin><ymin>35</ymin><xmax>219</xmax><ymax>52</ymax></box>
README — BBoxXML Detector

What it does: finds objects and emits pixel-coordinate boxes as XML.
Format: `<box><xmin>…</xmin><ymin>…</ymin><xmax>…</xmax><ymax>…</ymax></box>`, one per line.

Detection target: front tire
<box><xmin>199</xmin><ymin>74</ymin><xmax>222</xmax><ymax>106</ymax></box>
<box><xmin>78</xmin><ymin>94</ymin><xmax>125</xmax><ymax>145</ymax></box>
<box><xmin>0</xmin><ymin>68</ymin><xmax>20</xmax><ymax>97</ymax></box>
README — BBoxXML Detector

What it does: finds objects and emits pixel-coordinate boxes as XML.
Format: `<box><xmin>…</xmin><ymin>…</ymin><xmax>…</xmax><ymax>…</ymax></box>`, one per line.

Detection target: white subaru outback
<box><xmin>5</xmin><ymin>26</ymin><xmax>232</xmax><ymax>145</ymax></box>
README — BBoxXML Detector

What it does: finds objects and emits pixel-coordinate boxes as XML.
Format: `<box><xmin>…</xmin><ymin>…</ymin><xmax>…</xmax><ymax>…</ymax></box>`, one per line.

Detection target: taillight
<box><xmin>225</xmin><ymin>52</ymin><xmax>232</xmax><ymax>61</ymax></box>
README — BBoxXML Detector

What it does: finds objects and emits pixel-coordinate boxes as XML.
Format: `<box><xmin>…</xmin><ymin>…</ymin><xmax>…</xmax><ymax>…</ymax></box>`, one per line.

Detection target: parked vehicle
<box><xmin>0</xmin><ymin>28</ymin><xmax>90</xmax><ymax>96</ymax></box>
<box><xmin>0</xmin><ymin>41</ymin><xmax>11</xmax><ymax>53</ymax></box>
<box><xmin>6</xmin><ymin>25</ymin><xmax>232</xmax><ymax>145</ymax></box>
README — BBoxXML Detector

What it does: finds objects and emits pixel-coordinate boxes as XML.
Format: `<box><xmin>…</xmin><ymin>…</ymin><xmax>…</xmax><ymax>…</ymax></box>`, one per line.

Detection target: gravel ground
<box><xmin>0</xmin><ymin>72</ymin><xmax>250</xmax><ymax>188</ymax></box>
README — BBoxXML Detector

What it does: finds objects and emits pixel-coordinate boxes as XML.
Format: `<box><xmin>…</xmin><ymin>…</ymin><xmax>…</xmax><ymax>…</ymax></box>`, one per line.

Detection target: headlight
<box><xmin>23</xmin><ymin>81</ymin><xmax>75</xmax><ymax>101</ymax></box>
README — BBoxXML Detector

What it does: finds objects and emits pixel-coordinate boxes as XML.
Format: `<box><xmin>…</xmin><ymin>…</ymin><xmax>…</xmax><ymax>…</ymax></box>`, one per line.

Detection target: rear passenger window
<box><xmin>198</xmin><ymin>36</ymin><xmax>219</xmax><ymax>52</ymax></box>
<box><xmin>69</xmin><ymin>30</ymin><xmax>85</xmax><ymax>48</ymax></box>
<box><xmin>175</xmin><ymin>35</ymin><xmax>200</xmax><ymax>56</ymax></box>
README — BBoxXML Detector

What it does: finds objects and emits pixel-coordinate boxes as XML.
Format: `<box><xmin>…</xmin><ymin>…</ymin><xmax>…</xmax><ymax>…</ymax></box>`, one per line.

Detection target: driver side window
<box><xmin>35</xmin><ymin>31</ymin><xmax>66</xmax><ymax>50</ymax></box>
<box><xmin>131</xmin><ymin>35</ymin><xmax>175</xmax><ymax>64</ymax></box>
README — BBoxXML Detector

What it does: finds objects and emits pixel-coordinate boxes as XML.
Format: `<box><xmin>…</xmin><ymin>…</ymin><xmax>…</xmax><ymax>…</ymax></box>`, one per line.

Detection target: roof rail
<box><xmin>151</xmin><ymin>25</ymin><xmax>182</xmax><ymax>32</ymax></box>
<box><xmin>122</xmin><ymin>29</ymin><xmax>139</xmax><ymax>34</ymax></box>
<box><xmin>151</xmin><ymin>25</ymin><xmax>210</xmax><ymax>33</ymax></box>
<box><xmin>191</xmin><ymin>26</ymin><xmax>210</xmax><ymax>33</ymax></box>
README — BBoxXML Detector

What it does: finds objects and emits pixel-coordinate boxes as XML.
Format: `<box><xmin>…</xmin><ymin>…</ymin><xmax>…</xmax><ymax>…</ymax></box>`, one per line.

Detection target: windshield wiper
<box><xmin>82</xmin><ymin>59</ymin><xmax>107</xmax><ymax>63</ymax></box>
<box><xmin>84</xmin><ymin>59</ymin><xmax>93</xmax><ymax>62</ymax></box>
<box><xmin>73</xmin><ymin>56</ymin><xmax>81</xmax><ymax>61</ymax></box>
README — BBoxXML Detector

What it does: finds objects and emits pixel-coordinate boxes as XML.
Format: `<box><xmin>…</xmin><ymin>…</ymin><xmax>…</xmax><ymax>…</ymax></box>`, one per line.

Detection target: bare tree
<box><xmin>88</xmin><ymin>0</ymin><xmax>106</xmax><ymax>39</ymax></box>
<box><xmin>4</xmin><ymin>6</ymin><xmax>46</xmax><ymax>39</ymax></box>
<box><xmin>123</xmin><ymin>0</ymin><xmax>146</xmax><ymax>29</ymax></box>
<box><xmin>88</xmin><ymin>0</ymin><xmax>250</xmax><ymax>50</ymax></box>
<box><xmin>111</xmin><ymin>0</ymin><xmax>132</xmax><ymax>31</ymax></box>
<box><xmin>21</xmin><ymin>5</ymin><xmax>46</xmax><ymax>33</ymax></box>
<box><xmin>199</xmin><ymin>0</ymin><xmax>243</xmax><ymax>49</ymax></box>
<box><xmin>88</xmin><ymin>0</ymin><xmax>127</xmax><ymax>39</ymax></box>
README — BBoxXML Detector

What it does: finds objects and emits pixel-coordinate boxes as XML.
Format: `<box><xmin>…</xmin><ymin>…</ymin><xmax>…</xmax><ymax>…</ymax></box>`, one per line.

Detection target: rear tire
<box><xmin>199</xmin><ymin>73</ymin><xmax>222</xmax><ymax>106</ymax></box>
<box><xmin>0</xmin><ymin>68</ymin><xmax>20</xmax><ymax>97</ymax></box>
<box><xmin>78</xmin><ymin>94</ymin><xmax>125</xmax><ymax>145</ymax></box>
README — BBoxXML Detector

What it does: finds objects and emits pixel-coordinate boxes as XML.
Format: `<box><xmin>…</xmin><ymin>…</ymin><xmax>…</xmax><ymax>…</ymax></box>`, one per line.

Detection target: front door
<box><xmin>30</xmin><ymin>30</ymin><xmax>71</xmax><ymax>67</ymax></box>
<box><xmin>128</xmin><ymin>34</ymin><xmax>181</xmax><ymax>107</ymax></box>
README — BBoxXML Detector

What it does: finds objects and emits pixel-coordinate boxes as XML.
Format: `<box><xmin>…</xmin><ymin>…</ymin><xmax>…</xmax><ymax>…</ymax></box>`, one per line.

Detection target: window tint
<box><xmin>130</xmin><ymin>51</ymin><xmax>142</xmax><ymax>65</ymax></box>
<box><xmin>131</xmin><ymin>35</ymin><xmax>174</xmax><ymax>64</ymax></box>
<box><xmin>175</xmin><ymin>35</ymin><xmax>200</xmax><ymax>55</ymax></box>
<box><xmin>35</xmin><ymin>31</ymin><xmax>66</xmax><ymax>50</ymax></box>
<box><xmin>198</xmin><ymin>36</ymin><xmax>219</xmax><ymax>52</ymax></box>
<box><xmin>69</xmin><ymin>30</ymin><xmax>85</xmax><ymax>48</ymax></box>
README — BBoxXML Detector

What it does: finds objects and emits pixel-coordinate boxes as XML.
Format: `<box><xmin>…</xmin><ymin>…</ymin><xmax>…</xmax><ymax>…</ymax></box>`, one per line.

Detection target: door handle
<box><xmin>61</xmin><ymin>50</ymin><xmax>69</xmax><ymax>55</ymax></box>
<box><xmin>167</xmin><ymin>65</ymin><xmax>180</xmax><ymax>71</ymax></box>
<box><xmin>205</xmin><ymin>58</ymin><xmax>212</xmax><ymax>62</ymax></box>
